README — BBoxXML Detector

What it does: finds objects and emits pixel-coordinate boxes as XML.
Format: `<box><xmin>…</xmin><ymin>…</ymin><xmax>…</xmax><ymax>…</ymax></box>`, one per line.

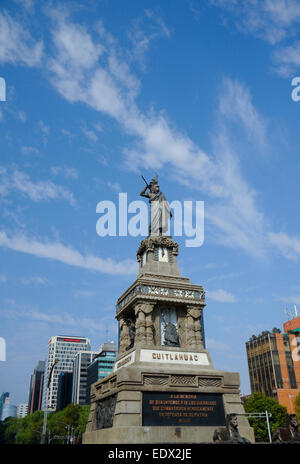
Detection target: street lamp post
<box><xmin>246</xmin><ymin>411</ymin><xmax>272</xmax><ymax>443</ymax></box>
<box><xmin>55</xmin><ymin>420</ymin><xmax>74</xmax><ymax>444</ymax></box>
<box><xmin>40</xmin><ymin>359</ymin><xmax>59</xmax><ymax>444</ymax></box>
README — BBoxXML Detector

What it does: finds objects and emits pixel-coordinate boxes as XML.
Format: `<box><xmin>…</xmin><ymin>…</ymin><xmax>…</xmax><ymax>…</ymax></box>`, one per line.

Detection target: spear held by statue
<box><xmin>141</xmin><ymin>175</ymin><xmax>151</xmax><ymax>190</ymax></box>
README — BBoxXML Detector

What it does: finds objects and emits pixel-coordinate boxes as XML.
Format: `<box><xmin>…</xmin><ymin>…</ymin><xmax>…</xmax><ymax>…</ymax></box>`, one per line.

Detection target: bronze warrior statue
<box><xmin>140</xmin><ymin>175</ymin><xmax>172</xmax><ymax>236</ymax></box>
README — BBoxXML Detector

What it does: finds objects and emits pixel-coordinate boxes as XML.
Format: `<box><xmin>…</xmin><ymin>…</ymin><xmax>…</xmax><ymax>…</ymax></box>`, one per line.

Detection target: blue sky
<box><xmin>1</xmin><ymin>0</ymin><xmax>300</xmax><ymax>405</ymax></box>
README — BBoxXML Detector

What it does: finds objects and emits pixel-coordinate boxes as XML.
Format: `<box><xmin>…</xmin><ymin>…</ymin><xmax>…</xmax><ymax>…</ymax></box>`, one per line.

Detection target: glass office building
<box><xmin>28</xmin><ymin>360</ymin><xmax>45</xmax><ymax>413</ymax></box>
<box><xmin>57</xmin><ymin>372</ymin><xmax>73</xmax><ymax>410</ymax></box>
<box><xmin>246</xmin><ymin>323</ymin><xmax>300</xmax><ymax>413</ymax></box>
<box><xmin>72</xmin><ymin>351</ymin><xmax>98</xmax><ymax>405</ymax></box>
<box><xmin>86</xmin><ymin>342</ymin><xmax>116</xmax><ymax>403</ymax></box>
<box><xmin>0</xmin><ymin>392</ymin><xmax>9</xmax><ymax>420</ymax></box>
<box><xmin>0</xmin><ymin>393</ymin><xmax>17</xmax><ymax>421</ymax></box>
<box><xmin>42</xmin><ymin>335</ymin><xmax>90</xmax><ymax>411</ymax></box>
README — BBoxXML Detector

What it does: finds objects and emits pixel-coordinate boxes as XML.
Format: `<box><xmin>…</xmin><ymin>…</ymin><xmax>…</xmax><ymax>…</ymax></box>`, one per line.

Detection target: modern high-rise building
<box><xmin>86</xmin><ymin>342</ymin><xmax>116</xmax><ymax>403</ymax></box>
<box><xmin>0</xmin><ymin>393</ymin><xmax>17</xmax><ymax>421</ymax></box>
<box><xmin>0</xmin><ymin>392</ymin><xmax>9</xmax><ymax>419</ymax></box>
<box><xmin>17</xmin><ymin>403</ymin><xmax>28</xmax><ymax>418</ymax></box>
<box><xmin>28</xmin><ymin>360</ymin><xmax>45</xmax><ymax>414</ymax></box>
<box><xmin>72</xmin><ymin>351</ymin><xmax>98</xmax><ymax>406</ymax></box>
<box><xmin>246</xmin><ymin>317</ymin><xmax>300</xmax><ymax>413</ymax></box>
<box><xmin>42</xmin><ymin>335</ymin><xmax>90</xmax><ymax>411</ymax></box>
<box><xmin>57</xmin><ymin>372</ymin><xmax>73</xmax><ymax>410</ymax></box>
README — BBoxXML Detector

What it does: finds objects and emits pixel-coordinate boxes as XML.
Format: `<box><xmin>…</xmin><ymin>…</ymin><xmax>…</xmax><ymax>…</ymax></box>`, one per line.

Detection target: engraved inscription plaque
<box><xmin>142</xmin><ymin>392</ymin><xmax>225</xmax><ymax>427</ymax></box>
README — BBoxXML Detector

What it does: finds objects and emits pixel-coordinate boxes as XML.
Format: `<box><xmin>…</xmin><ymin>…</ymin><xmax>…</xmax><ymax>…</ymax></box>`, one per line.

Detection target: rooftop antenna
<box><xmin>294</xmin><ymin>305</ymin><xmax>298</xmax><ymax>318</ymax></box>
<box><xmin>285</xmin><ymin>307</ymin><xmax>291</xmax><ymax>320</ymax></box>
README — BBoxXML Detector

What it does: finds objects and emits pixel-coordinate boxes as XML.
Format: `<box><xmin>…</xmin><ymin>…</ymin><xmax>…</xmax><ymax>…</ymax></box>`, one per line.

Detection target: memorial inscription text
<box><xmin>142</xmin><ymin>392</ymin><xmax>225</xmax><ymax>427</ymax></box>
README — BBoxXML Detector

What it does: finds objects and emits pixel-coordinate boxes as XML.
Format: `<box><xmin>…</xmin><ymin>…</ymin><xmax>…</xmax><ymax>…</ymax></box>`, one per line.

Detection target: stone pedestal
<box><xmin>83</xmin><ymin>236</ymin><xmax>254</xmax><ymax>444</ymax></box>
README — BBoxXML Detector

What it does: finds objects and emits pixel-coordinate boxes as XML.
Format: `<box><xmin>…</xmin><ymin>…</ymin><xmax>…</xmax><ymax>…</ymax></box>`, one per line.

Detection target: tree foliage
<box><xmin>295</xmin><ymin>391</ymin><xmax>300</xmax><ymax>422</ymax></box>
<box><xmin>0</xmin><ymin>403</ymin><xmax>90</xmax><ymax>444</ymax></box>
<box><xmin>244</xmin><ymin>393</ymin><xmax>287</xmax><ymax>442</ymax></box>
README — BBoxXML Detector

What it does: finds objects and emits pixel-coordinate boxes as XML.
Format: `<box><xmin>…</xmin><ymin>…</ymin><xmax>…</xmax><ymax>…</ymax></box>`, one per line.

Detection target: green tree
<box><xmin>0</xmin><ymin>404</ymin><xmax>91</xmax><ymax>444</ymax></box>
<box><xmin>2</xmin><ymin>416</ymin><xmax>22</xmax><ymax>443</ymax></box>
<box><xmin>15</xmin><ymin>410</ymin><xmax>44</xmax><ymax>444</ymax></box>
<box><xmin>295</xmin><ymin>391</ymin><xmax>300</xmax><ymax>422</ymax></box>
<box><xmin>0</xmin><ymin>421</ymin><xmax>6</xmax><ymax>443</ymax></box>
<box><xmin>47</xmin><ymin>403</ymin><xmax>89</xmax><ymax>443</ymax></box>
<box><xmin>244</xmin><ymin>393</ymin><xmax>287</xmax><ymax>442</ymax></box>
<box><xmin>74</xmin><ymin>404</ymin><xmax>90</xmax><ymax>443</ymax></box>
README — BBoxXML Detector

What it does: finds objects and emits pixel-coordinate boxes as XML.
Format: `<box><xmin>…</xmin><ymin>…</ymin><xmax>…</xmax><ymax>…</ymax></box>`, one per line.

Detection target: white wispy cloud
<box><xmin>21</xmin><ymin>146</ymin><xmax>41</xmax><ymax>156</ymax></box>
<box><xmin>13</xmin><ymin>0</ymin><xmax>35</xmax><ymax>12</ymax></box>
<box><xmin>38</xmin><ymin>120</ymin><xmax>50</xmax><ymax>144</ymax></box>
<box><xmin>206</xmin><ymin>288</ymin><xmax>237</xmax><ymax>302</ymax></box>
<box><xmin>73</xmin><ymin>289</ymin><xmax>97</xmax><ymax>298</ymax></box>
<box><xmin>0</xmin><ymin>230</ymin><xmax>137</xmax><ymax>275</ymax></box>
<box><xmin>107</xmin><ymin>181</ymin><xmax>122</xmax><ymax>192</ymax></box>
<box><xmin>0</xmin><ymin>11</ymin><xmax>43</xmax><ymax>66</ymax></box>
<box><xmin>44</xmin><ymin>12</ymin><xmax>272</xmax><ymax>258</ymax></box>
<box><xmin>218</xmin><ymin>78</ymin><xmax>267</xmax><ymax>149</ymax></box>
<box><xmin>211</xmin><ymin>1</ymin><xmax>300</xmax><ymax>75</ymax></box>
<box><xmin>3</xmin><ymin>305</ymin><xmax>108</xmax><ymax>332</ymax></box>
<box><xmin>268</xmin><ymin>231</ymin><xmax>300</xmax><ymax>261</ymax></box>
<box><xmin>279</xmin><ymin>295</ymin><xmax>300</xmax><ymax>305</ymax></box>
<box><xmin>206</xmin><ymin>271</ymin><xmax>242</xmax><ymax>283</ymax></box>
<box><xmin>273</xmin><ymin>41</ymin><xmax>300</xmax><ymax>76</ymax></box>
<box><xmin>51</xmin><ymin>165</ymin><xmax>78</xmax><ymax>180</ymax></box>
<box><xmin>20</xmin><ymin>276</ymin><xmax>48</xmax><ymax>285</ymax></box>
<box><xmin>0</xmin><ymin>166</ymin><xmax>76</xmax><ymax>206</ymax></box>
<box><xmin>211</xmin><ymin>0</ymin><xmax>300</xmax><ymax>44</ymax></box>
<box><xmin>128</xmin><ymin>9</ymin><xmax>171</xmax><ymax>69</ymax></box>
<box><xmin>81</xmin><ymin>126</ymin><xmax>99</xmax><ymax>143</ymax></box>
<box><xmin>206</xmin><ymin>337</ymin><xmax>231</xmax><ymax>351</ymax></box>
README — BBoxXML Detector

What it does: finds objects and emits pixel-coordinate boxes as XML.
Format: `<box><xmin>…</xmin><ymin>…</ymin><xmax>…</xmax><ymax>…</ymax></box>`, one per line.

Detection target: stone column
<box><xmin>194</xmin><ymin>313</ymin><xmax>204</xmax><ymax>348</ymax></box>
<box><xmin>144</xmin><ymin>303</ymin><xmax>155</xmax><ymax>346</ymax></box>
<box><xmin>134</xmin><ymin>302</ymin><xmax>155</xmax><ymax>347</ymax></box>
<box><xmin>134</xmin><ymin>303</ymin><xmax>147</xmax><ymax>347</ymax></box>
<box><xmin>118</xmin><ymin>316</ymin><xmax>130</xmax><ymax>355</ymax></box>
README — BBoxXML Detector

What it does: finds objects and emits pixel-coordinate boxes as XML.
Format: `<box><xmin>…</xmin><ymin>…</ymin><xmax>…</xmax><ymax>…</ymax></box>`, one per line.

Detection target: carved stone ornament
<box><xmin>96</xmin><ymin>395</ymin><xmax>117</xmax><ymax>429</ymax></box>
<box><xmin>187</xmin><ymin>307</ymin><xmax>202</xmax><ymax>319</ymax></box>
<box><xmin>116</xmin><ymin>285</ymin><xmax>205</xmax><ymax>312</ymax></box>
<box><xmin>134</xmin><ymin>302</ymin><xmax>155</xmax><ymax>315</ymax></box>
<box><xmin>137</xmin><ymin>236</ymin><xmax>179</xmax><ymax>262</ymax></box>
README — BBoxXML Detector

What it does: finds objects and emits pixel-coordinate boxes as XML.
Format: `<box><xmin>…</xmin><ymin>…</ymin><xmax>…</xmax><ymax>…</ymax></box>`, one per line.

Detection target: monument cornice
<box><xmin>116</xmin><ymin>278</ymin><xmax>205</xmax><ymax>315</ymax></box>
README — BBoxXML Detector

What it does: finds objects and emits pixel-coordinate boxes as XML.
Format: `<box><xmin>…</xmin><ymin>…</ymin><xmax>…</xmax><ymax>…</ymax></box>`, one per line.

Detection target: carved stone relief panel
<box><xmin>96</xmin><ymin>394</ymin><xmax>117</xmax><ymax>429</ymax></box>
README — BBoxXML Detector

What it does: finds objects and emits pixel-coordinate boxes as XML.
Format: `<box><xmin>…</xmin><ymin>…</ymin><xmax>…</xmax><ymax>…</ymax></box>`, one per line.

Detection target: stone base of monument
<box><xmin>82</xmin><ymin>347</ymin><xmax>254</xmax><ymax>444</ymax></box>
